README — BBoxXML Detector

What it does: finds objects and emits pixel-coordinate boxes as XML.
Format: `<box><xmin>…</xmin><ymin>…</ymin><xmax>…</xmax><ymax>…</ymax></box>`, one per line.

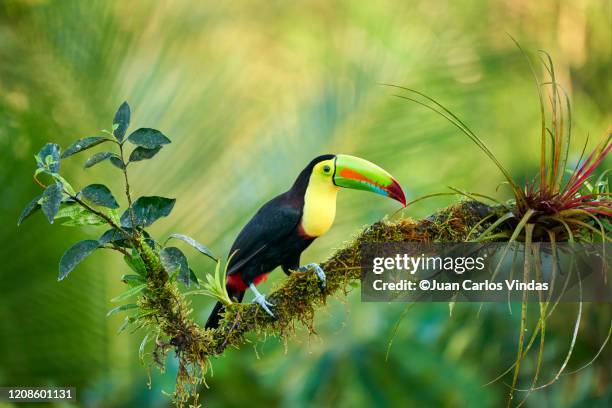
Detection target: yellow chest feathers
<box><xmin>301</xmin><ymin>173</ymin><xmax>339</xmax><ymax>237</ymax></box>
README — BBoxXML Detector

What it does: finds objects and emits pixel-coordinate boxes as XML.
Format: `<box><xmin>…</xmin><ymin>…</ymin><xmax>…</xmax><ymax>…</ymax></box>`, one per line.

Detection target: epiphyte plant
<box><xmin>390</xmin><ymin>45</ymin><xmax>611</xmax><ymax>408</ymax></box>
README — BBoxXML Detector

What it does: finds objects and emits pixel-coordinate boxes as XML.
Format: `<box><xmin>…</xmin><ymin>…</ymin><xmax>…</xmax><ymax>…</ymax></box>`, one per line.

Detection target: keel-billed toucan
<box><xmin>205</xmin><ymin>154</ymin><xmax>406</xmax><ymax>328</ymax></box>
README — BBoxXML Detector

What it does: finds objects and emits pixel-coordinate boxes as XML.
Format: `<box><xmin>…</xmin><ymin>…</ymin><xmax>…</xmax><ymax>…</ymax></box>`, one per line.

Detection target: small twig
<box><xmin>118</xmin><ymin>142</ymin><xmax>138</xmax><ymax>232</ymax></box>
<box><xmin>33</xmin><ymin>174</ymin><xmax>46</xmax><ymax>189</ymax></box>
<box><xmin>103</xmin><ymin>244</ymin><xmax>131</xmax><ymax>257</ymax></box>
<box><xmin>217</xmin><ymin>312</ymin><xmax>242</xmax><ymax>354</ymax></box>
<box><xmin>67</xmin><ymin>191</ymin><xmax>126</xmax><ymax>233</ymax></box>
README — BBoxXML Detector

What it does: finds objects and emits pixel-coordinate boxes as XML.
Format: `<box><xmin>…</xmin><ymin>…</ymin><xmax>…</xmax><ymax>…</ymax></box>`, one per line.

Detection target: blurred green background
<box><xmin>0</xmin><ymin>1</ymin><xmax>610</xmax><ymax>407</ymax></box>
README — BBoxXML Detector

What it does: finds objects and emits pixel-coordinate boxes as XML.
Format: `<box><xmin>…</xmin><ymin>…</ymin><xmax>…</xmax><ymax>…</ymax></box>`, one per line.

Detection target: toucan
<box><xmin>205</xmin><ymin>154</ymin><xmax>406</xmax><ymax>329</ymax></box>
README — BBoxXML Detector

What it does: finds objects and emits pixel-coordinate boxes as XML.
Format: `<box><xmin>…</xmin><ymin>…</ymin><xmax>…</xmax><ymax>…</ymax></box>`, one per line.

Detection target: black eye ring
<box><xmin>323</xmin><ymin>165</ymin><xmax>331</xmax><ymax>173</ymax></box>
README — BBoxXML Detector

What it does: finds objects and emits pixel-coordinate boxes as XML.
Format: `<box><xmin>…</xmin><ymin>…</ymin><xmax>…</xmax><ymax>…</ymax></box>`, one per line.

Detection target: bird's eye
<box><xmin>323</xmin><ymin>165</ymin><xmax>331</xmax><ymax>173</ymax></box>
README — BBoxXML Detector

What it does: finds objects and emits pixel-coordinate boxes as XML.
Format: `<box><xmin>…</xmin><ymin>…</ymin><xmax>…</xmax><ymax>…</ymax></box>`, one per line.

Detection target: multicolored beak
<box><xmin>333</xmin><ymin>154</ymin><xmax>407</xmax><ymax>207</ymax></box>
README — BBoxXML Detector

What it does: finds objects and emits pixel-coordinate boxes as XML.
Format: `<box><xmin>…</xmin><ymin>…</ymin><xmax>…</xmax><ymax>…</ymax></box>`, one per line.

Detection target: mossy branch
<box><xmin>208</xmin><ymin>200</ymin><xmax>495</xmax><ymax>348</ymax></box>
<box><xmin>134</xmin><ymin>200</ymin><xmax>496</xmax><ymax>403</ymax></box>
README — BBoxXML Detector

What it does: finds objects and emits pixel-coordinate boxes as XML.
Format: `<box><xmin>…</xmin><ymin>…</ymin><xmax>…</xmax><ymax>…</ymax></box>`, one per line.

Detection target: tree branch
<box><xmin>67</xmin><ymin>192</ymin><xmax>126</xmax><ymax>233</ymax></box>
<box><xmin>208</xmin><ymin>200</ymin><xmax>495</xmax><ymax>351</ymax></box>
<box><xmin>136</xmin><ymin>201</ymin><xmax>496</xmax><ymax>368</ymax></box>
<box><xmin>129</xmin><ymin>201</ymin><xmax>500</xmax><ymax>405</ymax></box>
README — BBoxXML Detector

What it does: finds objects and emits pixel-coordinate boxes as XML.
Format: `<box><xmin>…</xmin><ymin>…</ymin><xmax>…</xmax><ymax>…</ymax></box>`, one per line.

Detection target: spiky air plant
<box><xmin>511</xmin><ymin>50</ymin><xmax>611</xmax><ymax>242</ymax></box>
<box><xmin>391</xmin><ymin>53</ymin><xmax>610</xmax><ymax>243</ymax></box>
<box><xmin>390</xmin><ymin>43</ymin><xmax>610</xmax><ymax>408</ymax></box>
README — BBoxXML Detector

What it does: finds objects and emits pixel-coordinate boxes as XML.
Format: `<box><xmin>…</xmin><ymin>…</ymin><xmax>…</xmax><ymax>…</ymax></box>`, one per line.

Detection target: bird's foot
<box><xmin>250</xmin><ymin>283</ymin><xmax>275</xmax><ymax>317</ymax></box>
<box><xmin>298</xmin><ymin>263</ymin><xmax>326</xmax><ymax>289</ymax></box>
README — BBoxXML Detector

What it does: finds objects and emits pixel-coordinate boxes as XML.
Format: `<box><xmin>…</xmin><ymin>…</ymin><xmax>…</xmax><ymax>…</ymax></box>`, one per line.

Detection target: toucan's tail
<box><xmin>205</xmin><ymin>288</ymin><xmax>244</xmax><ymax>329</ymax></box>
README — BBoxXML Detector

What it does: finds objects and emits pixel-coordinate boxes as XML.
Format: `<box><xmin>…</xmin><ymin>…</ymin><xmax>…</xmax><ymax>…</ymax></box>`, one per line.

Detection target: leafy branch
<box><xmin>18</xmin><ymin>102</ymin><xmax>223</xmax><ymax>404</ymax></box>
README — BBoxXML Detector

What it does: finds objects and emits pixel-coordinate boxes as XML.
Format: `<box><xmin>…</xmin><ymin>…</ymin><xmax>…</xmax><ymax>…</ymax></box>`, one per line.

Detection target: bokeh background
<box><xmin>0</xmin><ymin>1</ymin><xmax>610</xmax><ymax>407</ymax></box>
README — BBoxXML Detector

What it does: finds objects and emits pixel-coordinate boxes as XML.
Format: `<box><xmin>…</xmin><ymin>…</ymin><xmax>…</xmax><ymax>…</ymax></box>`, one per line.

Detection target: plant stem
<box><xmin>104</xmin><ymin>245</ymin><xmax>131</xmax><ymax>257</ymax></box>
<box><xmin>119</xmin><ymin>142</ymin><xmax>138</xmax><ymax>232</ymax></box>
<box><xmin>508</xmin><ymin>223</ymin><xmax>534</xmax><ymax>408</ymax></box>
<box><xmin>66</xmin><ymin>190</ymin><xmax>126</xmax><ymax>232</ymax></box>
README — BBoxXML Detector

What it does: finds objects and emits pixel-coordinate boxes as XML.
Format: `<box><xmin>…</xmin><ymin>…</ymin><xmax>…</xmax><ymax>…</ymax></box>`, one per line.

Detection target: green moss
<box><xmin>131</xmin><ymin>199</ymin><xmax>609</xmax><ymax>406</ymax></box>
<box><xmin>132</xmin><ymin>200</ymin><xmax>500</xmax><ymax>406</ymax></box>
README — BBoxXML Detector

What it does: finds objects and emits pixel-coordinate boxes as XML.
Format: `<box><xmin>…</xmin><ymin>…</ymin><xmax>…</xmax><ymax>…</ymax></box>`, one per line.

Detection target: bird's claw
<box><xmin>298</xmin><ymin>263</ymin><xmax>326</xmax><ymax>289</ymax></box>
<box><xmin>252</xmin><ymin>293</ymin><xmax>275</xmax><ymax>317</ymax></box>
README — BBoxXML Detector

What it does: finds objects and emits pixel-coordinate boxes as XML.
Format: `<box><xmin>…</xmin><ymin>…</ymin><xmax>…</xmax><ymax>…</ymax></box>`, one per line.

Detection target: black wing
<box><xmin>227</xmin><ymin>193</ymin><xmax>301</xmax><ymax>276</ymax></box>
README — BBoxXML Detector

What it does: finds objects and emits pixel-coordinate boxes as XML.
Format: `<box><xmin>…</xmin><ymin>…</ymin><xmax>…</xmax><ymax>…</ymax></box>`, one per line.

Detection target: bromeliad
<box><xmin>205</xmin><ymin>154</ymin><xmax>406</xmax><ymax>328</ymax></box>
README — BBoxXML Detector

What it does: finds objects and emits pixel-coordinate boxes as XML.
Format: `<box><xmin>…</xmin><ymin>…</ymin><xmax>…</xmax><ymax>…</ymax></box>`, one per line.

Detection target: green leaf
<box><xmin>127</xmin><ymin>128</ymin><xmax>171</xmax><ymax>149</ymax></box>
<box><xmin>107</xmin><ymin>208</ymin><xmax>121</xmax><ymax>225</ymax></box>
<box><xmin>129</xmin><ymin>146</ymin><xmax>162</xmax><ymax>162</ymax></box>
<box><xmin>184</xmin><ymin>258</ymin><xmax>232</xmax><ymax>304</ymax></box>
<box><xmin>61</xmin><ymin>213</ymin><xmax>106</xmax><ymax>227</ymax></box>
<box><xmin>54</xmin><ymin>203</ymin><xmax>106</xmax><ymax>226</ymax></box>
<box><xmin>189</xmin><ymin>268</ymin><xmax>200</xmax><ymax>287</ymax></box>
<box><xmin>120</xmin><ymin>196</ymin><xmax>176</xmax><ymax>228</ymax></box>
<box><xmin>37</xmin><ymin>143</ymin><xmax>61</xmax><ymax>173</ymax></box>
<box><xmin>123</xmin><ymin>251</ymin><xmax>147</xmax><ymax>276</ymax></box>
<box><xmin>160</xmin><ymin>247</ymin><xmax>190</xmax><ymax>286</ymax></box>
<box><xmin>139</xmin><ymin>331</ymin><xmax>152</xmax><ymax>366</ymax></box>
<box><xmin>100</xmin><ymin>228</ymin><xmax>149</xmax><ymax>247</ymax></box>
<box><xmin>54</xmin><ymin>203</ymin><xmax>82</xmax><ymax>219</ymax></box>
<box><xmin>84</xmin><ymin>151</ymin><xmax>120</xmax><ymax>168</ymax></box>
<box><xmin>58</xmin><ymin>240</ymin><xmax>100</xmax><ymax>280</ymax></box>
<box><xmin>107</xmin><ymin>303</ymin><xmax>138</xmax><ymax>317</ymax></box>
<box><xmin>110</xmin><ymin>156</ymin><xmax>125</xmax><ymax>169</ymax></box>
<box><xmin>17</xmin><ymin>195</ymin><xmax>42</xmax><ymax>226</ymax></box>
<box><xmin>160</xmin><ymin>247</ymin><xmax>185</xmax><ymax>273</ymax></box>
<box><xmin>117</xmin><ymin>316</ymin><xmax>134</xmax><ymax>334</ymax></box>
<box><xmin>41</xmin><ymin>182</ymin><xmax>64</xmax><ymax>223</ymax></box>
<box><xmin>99</xmin><ymin>228</ymin><xmax>148</xmax><ymax>248</ymax></box>
<box><xmin>99</xmin><ymin>229</ymin><xmax>130</xmax><ymax>246</ymax></box>
<box><xmin>51</xmin><ymin>173</ymin><xmax>76</xmax><ymax>195</ymax></box>
<box><xmin>113</xmin><ymin>101</ymin><xmax>131</xmax><ymax>142</ymax></box>
<box><xmin>121</xmin><ymin>274</ymin><xmax>145</xmax><ymax>287</ymax></box>
<box><xmin>80</xmin><ymin>184</ymin><xmax>119</xmax><ymax>208</ymax></box>
<box><xmin>110</xmin><ymin>284</ymin><xmax>145</xmax><ymax>302</ymax></box>
<box><xmin>166</xmin><ymin>233</ymin><xmax>217</xmax><ymax>260</ymax></box>
<box><xmin>34</xmin><ymin>167</ymin><xmax>47</xmax><ymax>177</ymax></box>
<box><xmin>62</xmin><ymin>136</ymin><xmax>109</xmax><ymax>158</ymax></box>
<box><xmin>123</xmin><ymin>249</ymin><xmax>147</xmax><ymax>277</ymax></box>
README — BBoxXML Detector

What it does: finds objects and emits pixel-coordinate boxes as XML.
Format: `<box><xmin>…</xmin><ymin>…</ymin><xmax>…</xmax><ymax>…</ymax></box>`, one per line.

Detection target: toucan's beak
<box><xmin>333</xmin><ymin>154</ymin><xmax>407</xmax><ymax>207</ymax></box>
